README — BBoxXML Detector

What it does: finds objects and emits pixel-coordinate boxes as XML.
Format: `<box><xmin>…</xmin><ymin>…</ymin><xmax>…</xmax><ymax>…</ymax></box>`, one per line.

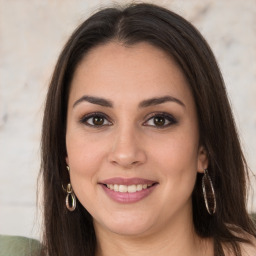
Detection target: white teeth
<box><xmin>127</xmin><ymin>185</ymin><xmax>137</xmax><ymax>193</ymax></box>
<box><xmin>137</xmin><ymin>184</ymin><xmax>142</xmax><ymax>191</ymax></box>
<box><xmin>105</xmin><ymin>184</ymin><xmax>153</xmax><ymax>193</ymax></box>
<box><xmin>119</xmin><ymin>185</ymin><xmax>128</xmax><ymax>193</ymax></box>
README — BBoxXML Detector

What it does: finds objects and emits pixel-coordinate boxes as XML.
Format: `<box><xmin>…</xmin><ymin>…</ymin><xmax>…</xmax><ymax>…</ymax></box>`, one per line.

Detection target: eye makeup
<box><xmin>78</xmin><ymin>110</ymin><xmax>178</xmax><ymax>129</ymax></box>
<box><xmin>79</xmin><ymin>112</ymin><xmax>112</xmax><ymax>127</ymax></box>
<box><xmin>143</xmin><ymin>112</ymin><xmax>178</xmax><ymax>128</ymax></box>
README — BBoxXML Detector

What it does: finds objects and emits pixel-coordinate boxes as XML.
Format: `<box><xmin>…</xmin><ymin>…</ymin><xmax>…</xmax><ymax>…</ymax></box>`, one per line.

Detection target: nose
<box><xmin>108</xmin><ymin>127</ymin><xmax>147</xmax><ymax>169</ymax></box>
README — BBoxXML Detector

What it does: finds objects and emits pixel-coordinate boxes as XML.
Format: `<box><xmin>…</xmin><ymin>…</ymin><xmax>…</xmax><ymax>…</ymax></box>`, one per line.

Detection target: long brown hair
<box><xmin>40</xmin><ymin>3</ymin><xmax>256</xmax><ymax>256</ymax></box>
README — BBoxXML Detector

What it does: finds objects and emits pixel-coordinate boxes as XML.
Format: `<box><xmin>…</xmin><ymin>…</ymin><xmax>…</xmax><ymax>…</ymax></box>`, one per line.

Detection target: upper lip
<box><xmin>99</xmin><ymin>177</ymin><xmax>158</xmax><ymax>186</ymax></box>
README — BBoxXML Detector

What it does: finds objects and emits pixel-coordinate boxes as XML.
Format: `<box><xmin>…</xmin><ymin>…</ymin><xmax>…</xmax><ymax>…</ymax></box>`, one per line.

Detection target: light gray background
<box><xmin>0</xmin><ymin>0</ymin><xmax>255</xmax><ymax>239</ymax></box>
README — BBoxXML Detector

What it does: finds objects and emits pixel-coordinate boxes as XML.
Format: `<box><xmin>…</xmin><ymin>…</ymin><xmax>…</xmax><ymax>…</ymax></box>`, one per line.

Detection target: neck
<box><xmin>94</xmin><ymin>207</ymin><xmax>213</xmax><ymax>256</ymax></box>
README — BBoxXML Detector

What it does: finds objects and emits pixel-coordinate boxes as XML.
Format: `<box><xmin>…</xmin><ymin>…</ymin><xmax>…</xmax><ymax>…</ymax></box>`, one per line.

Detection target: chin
<box><xmin>94</xmin><ymin>213</ymin><xmax>156</xmax><ymax>237</ymax></box>
<box><xmin>107</xmin><ymin>223</ymin><xmax>153</xmax><ymax>237</ymax></box>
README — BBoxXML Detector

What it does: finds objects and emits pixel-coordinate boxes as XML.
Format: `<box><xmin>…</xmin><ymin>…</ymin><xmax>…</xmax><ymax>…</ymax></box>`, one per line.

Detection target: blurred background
<box><xmin>0</xmin><ymin>0</ymin><xmax>255</xmax><ymax>239</ymax></box>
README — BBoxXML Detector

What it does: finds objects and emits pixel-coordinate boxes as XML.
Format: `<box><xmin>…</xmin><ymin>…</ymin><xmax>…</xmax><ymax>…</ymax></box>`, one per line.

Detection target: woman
<box><xmin>40</xmin><ymin>3</ymin><xmax>256</xmax><ymax>256</ymax></box>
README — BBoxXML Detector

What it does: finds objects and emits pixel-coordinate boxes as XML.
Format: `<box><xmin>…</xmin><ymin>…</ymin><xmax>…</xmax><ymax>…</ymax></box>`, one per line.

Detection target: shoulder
<box><xmin>224</xmin><ymin>233</ymin><xmax>256</xmax><ymax>256</ymax></box>
<box><xmin>0</xmin><ymin>234</ymin><xmax>41</xmax><ymax>256</ymax></box>
<box><xmin>222</xmin><ymin>225</ymin><xmax>256</xmax><ymax>256</ymax></box>
<box><xmin>240</xmin><ymin>234</ymin><xmax>256</xmax><ymax>256</ymax></box>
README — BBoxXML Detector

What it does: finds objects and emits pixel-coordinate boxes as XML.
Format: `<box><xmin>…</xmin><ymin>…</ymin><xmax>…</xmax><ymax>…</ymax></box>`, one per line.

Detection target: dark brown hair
<box><xmin>40</xmin><ymin>3</ymin><xmax>256</xmax><ymax>256</ymax></box>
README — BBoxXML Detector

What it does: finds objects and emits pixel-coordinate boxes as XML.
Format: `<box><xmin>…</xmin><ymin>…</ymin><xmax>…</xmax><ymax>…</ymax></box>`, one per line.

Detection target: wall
<box><xmin>0</xmin><ymin>0</ymin><xmax>255</xmax><ymax>239</ymax></box>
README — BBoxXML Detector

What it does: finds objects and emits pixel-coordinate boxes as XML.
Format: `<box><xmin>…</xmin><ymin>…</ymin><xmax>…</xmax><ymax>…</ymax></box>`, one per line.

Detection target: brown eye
<box><xmin>153</xmin><ymin>116</ymin><xmax>165</xmax><ymax>126</ymax></box>
<box><xmin>143</xmin><ymin>113</ymin><xmax>177</xmax><ymax>128</ymax></box>
<box><xmin>93</xmin><ymin>116</ymin><xmax>104</xmax><ymax>125</ymax></box>
<box><xmin>80</xmin><ymin>113</ymin><xmax>112</xmax><ymax>127</ymax></box>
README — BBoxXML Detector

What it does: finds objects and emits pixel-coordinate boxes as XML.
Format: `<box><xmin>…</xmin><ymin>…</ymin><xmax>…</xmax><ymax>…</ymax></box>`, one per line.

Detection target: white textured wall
<box><xmin>0</xmin><ymin>0</ymin><xmax>255</xmax><ymax>239</ymax></box>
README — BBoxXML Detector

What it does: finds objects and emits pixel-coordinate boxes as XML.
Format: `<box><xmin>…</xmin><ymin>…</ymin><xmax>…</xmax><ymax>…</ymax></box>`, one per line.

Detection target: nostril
<box><xmin>108</xmin><ymin>143</ymin><xmax>147</xmax><ymax>168</ymax></box>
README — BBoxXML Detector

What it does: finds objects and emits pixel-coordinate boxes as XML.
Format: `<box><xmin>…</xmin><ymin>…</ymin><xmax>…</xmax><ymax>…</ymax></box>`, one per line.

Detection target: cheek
<box><xmin>66</xmin><ymin>136</ymin><xmax>103</xmax><ymax>211</ymax></box>
<box><xmin>65</xmin><ymin>133</ymin><xmax>107</xmax><ymax>202</ymax></box>
<box><xmin>151</xmin><ymin>134</ymin><xmax>199</xmax><ymax>209</ymax></box>
<box><xmin>66</xmin><ymin>131</ymin><xmax>107</xmax><ymax>172</ymax></box>
<box><xmin>148</xmin><ymin>126</ymin><xmax>199</xmax><ymax>195</ymax></box>
<box><xmin>150</xmin><ymin>129</ymin><xmax>199</xmax><ymax>171</ymax></box>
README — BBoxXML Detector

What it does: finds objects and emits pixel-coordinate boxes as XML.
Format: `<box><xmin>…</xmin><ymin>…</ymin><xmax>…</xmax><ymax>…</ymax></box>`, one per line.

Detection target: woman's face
<box><xmin>66</xmin><ymin>42</ymin><xmax>208</xmax><ymax>237</ymax></box>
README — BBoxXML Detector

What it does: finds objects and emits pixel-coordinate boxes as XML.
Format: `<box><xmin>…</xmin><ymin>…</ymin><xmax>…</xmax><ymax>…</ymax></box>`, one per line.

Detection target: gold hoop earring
<box><xmin>65</xmin><ymin>183</ymin><xmax>76</xmax><ymax>211</ymax></box>
<box><xmin>63</xmin><ymin>165</ymin><xmax>76</xmax><ymax>211</ymax></box>
<box><xmin>202</xmin><ymin>169</ymin><xmax>216</xmax><ymax>215</ymax></box>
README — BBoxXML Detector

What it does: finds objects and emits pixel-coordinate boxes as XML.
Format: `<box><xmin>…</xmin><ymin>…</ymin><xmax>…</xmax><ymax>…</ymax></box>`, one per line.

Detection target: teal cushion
<box><xmin>0</xmin><ymin>235</ymin><xmax>41</xmax><ymax>256</ymax></box>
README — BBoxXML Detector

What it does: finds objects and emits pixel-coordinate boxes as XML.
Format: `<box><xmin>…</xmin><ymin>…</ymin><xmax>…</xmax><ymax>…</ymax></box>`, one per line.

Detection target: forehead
<box><xmin>69</xmin><ymin>41</ymin><xmax>193</xmax><ymax>107</ymax></box>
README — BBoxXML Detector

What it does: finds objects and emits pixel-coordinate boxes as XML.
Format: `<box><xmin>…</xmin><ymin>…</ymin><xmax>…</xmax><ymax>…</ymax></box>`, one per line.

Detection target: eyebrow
<box><xmin>138</xmin><ymin>95</ymin><xmax>185</xmax><ymax>108</ymax></box>
<box><xmin>73</xmin><ymin>95</ymin><xmax>185</xmax><ymax>108</ymax></box>
<box><xmin>73</xmin><ymin>95</ymin><xmax>113</xmax><ymax>108</ymax></box>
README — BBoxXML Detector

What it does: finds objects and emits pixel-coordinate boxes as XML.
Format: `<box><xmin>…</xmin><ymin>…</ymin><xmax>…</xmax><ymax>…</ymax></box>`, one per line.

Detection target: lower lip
<box><xmin>100</xmin><ymin>184</ymin><xmax>157</xmax><ymax>203</ymax></box>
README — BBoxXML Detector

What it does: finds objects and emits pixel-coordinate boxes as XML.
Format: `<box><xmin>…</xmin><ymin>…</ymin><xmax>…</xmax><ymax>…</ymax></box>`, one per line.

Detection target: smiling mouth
<box><xmin>100</xmin><ymin>178</ymin><xmax>158</xmax><ymax>203</ymax></box>
<box><xmin>103</xmin><ymin>183</ymin><xmax>157</xmax><ymax>193</ymax></box>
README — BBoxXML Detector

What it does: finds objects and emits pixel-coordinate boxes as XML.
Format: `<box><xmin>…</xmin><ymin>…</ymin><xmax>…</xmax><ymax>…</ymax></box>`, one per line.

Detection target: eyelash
<box><xmin>79</xmin><ymin>112</ymin><xmax>177</xmax><ymax>128</ymax></box>
<box><xmin>143</xmin><ymin>112</ymin><xmax>177</xmax><ymax>128</ymax></box>
<box><xmin>79</xmin><ymin>112</ymin><xmax>112</xmax><ymax>127</ymax></box>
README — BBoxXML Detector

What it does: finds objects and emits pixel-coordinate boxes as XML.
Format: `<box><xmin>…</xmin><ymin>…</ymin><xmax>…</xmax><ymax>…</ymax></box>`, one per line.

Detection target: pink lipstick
<box><xmin>99</xmin><ymin>177</ymin><xmax>158</xmax><ymax>203</ymax></box>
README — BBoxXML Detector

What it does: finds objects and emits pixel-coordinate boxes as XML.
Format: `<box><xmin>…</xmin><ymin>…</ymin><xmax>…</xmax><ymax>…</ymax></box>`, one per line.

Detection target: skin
<box><xmin>66</xmin><ymin>42</ymin><xmax>212</xmax><ymax>256</ymax></box>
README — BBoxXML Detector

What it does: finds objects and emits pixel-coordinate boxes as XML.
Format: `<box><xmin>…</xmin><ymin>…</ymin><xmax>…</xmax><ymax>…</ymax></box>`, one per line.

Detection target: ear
<box><xmin>197</xmin><ymin>145</ymin><xmax>208</xmax><ymax>173</ymax></box>
<box><xmin>66</xmin><ymin>156</ymin><xmax>69</xmax><ymax>166</ymax></box>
